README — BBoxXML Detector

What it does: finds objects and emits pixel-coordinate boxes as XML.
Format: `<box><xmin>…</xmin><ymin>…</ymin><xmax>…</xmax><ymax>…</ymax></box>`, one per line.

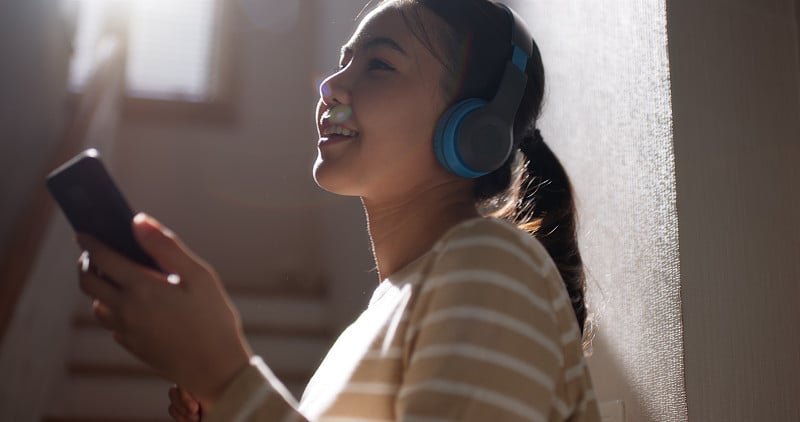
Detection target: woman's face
<box><xmin>313</xmin><ymin>3</ymin><xmax>454</xmax><ymax>200</ymax></box>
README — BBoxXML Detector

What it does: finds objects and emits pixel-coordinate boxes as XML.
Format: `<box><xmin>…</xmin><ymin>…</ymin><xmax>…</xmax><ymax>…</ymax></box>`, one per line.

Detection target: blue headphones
<box><xmin>433</xmin><ymin>3</ymin><xmax>534</xmax><ymax>178</ymax></box>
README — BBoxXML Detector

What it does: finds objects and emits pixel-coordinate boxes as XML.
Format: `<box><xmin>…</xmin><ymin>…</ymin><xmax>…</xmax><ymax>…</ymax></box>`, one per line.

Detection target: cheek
<box><xmin>364</xmin><ymin>92</ymin><xmax>447</xmax><ymax>175</ymax></box>
<box><xmin>368</xmin><ymin>96</ymin><xmax>442</xmax><ymax>149</ymax></box>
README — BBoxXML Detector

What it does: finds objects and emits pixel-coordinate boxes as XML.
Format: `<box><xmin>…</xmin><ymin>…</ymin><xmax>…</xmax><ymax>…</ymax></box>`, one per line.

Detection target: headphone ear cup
<box><xmin>434</xmin><ymin>98</ymin><xmax>487</xmax><ymax>178</ymax></box>
<box><xmin>458</xmin><ymin>111</ymin><xmax>513</xmax><ymax>174</ymax></box>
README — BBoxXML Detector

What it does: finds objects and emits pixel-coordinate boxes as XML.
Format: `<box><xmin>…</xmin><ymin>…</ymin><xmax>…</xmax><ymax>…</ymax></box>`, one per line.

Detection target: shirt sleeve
<box><xmin>396</xmin><ymin>230</ymin><xmax>566</xmax><ymax>422</ymax></box>
<box><xmin>204</xmin><ymin>356</ymin><xmax>309</xmax><ymax>422</ymax></box>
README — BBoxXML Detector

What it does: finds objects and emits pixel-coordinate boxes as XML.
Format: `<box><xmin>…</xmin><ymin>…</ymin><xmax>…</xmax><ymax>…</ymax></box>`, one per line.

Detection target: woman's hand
<box><xmin>77</xmin><ymin>213</ymin><xmax>253</xmax><ymax>408</ymax></box>
<box><xmin>168</xmin><ymin>385</ymin><xmax>202</xmax><ymax>421</ymax></box>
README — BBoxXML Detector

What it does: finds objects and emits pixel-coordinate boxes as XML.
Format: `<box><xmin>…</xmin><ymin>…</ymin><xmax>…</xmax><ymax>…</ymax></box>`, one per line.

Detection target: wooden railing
<box><xmin>0</xmin><ymin>37</ymin><xmax>126</xmax><ymax>344</ymax></box>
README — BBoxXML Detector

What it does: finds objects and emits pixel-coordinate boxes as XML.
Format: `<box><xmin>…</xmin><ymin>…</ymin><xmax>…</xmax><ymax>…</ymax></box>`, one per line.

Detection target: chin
<box><xmin>312</xmin><ymin>156</ymin><xmax>363</xmax><ymax>197</ymax></box>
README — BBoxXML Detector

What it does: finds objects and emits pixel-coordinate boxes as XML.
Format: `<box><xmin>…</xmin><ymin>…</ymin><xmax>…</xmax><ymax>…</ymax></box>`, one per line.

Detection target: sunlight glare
<box><xmin>167</xmin><ymin>274</ymin><xmax>181</xmax><ymax>285</ymax></box>
<box><xmin>127</xmin><ymin>0</ymin><xmax>217</xmax><ymax>100</ymax></box>
<box><xmin>68</xmin><ymin>0</ymin><xmax>218</xmax><ymax>101</ymax></box>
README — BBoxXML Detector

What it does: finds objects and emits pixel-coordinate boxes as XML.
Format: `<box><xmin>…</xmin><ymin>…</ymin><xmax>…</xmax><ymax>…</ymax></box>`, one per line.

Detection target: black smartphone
<box><xmin>46</xmin><ymin>148</ymin><xmax>161</xmax><ymax>272</ymax></box>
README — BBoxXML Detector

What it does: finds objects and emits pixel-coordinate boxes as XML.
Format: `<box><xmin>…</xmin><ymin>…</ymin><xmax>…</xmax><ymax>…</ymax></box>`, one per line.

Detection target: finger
<box><xmin>78</xmin><ymin>251</ymin><xmax>108</xmax><ymax>283</ymax></box>
<box><xmin>92</xmin><ymin>299</ymin><xmax>122</xmax><ymax>331</ymax></box>
<box><xmin>169</xmin><ymin>403</ymin><xmax>193</xmax><ymax>422</ymax></box>
<box><xmin>77</xmin><ymin>250</ymin><xmax>90</xmax><ymax>273</ymax></box>
<box><xmin>179</xmin><ymin>387</ymin><xmax>200</xmax><ymax>414</ymax></box>
<box><xmin>77</xmin><ymin>233</ymin><xmax>165</xmax><ymax>290</ymax></box>
<box><xmin>169</xmin><ymin>386</ymin><xmax>195</xmax><ymax>418</ymax></box>
<box><xmin>78</xmin><ymin>263</ymin><xmax>122</xmax><ymax>309</ymax></box>
<box><xmin>132</xmin><ymin>213</ymin><xmax>208</xmax><ymax>282</ymax></box>
<box><xmin>169</xmin><ymin>386</ymin><xmax>182</xmax><ymax>406</ymax></box>
<box><xmin>168</xmin><ymin>403</ymin><xmax>180</xmax><ymax>421</ymax></box>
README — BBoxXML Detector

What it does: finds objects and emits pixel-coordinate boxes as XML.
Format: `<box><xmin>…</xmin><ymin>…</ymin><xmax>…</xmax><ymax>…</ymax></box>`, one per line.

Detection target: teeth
<box><xmin>322</xmin><ymin>125</ymin><xmax>358</xmax><ymax>137</ymax></box>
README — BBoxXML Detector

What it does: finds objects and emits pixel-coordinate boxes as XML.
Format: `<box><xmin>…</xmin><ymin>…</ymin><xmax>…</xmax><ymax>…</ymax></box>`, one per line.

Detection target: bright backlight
<box><xmin>68</xmin><ymin>0</ymin><xmax>219</xmax><ymax>101</ymax></box>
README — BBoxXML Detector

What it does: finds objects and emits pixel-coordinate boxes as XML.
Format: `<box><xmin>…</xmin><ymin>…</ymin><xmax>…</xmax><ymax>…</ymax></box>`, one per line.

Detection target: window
<box><xmin>67</xmin><ymin>0</ymin><xmax>235</xmax><ymax>120</ymax></box>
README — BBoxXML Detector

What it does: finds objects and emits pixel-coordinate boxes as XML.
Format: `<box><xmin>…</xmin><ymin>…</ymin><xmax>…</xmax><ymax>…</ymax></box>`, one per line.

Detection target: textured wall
<box><xmin>510</xmin><ymin>1</ymin><xmax>685</xmax><ymax>421</ymax></box>
<box><xmin>669</xmin><ymin>0</ymin><xmax>800</xmax><ymax>419</ymax></box>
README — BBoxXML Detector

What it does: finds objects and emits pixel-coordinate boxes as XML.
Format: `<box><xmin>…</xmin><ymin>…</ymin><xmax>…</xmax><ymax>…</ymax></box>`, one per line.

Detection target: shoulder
<box><xmin>406</xmin><ymin>217</ymin><xmax>570</xmax><ymax>368</ymax></box>
<box><xmin>414</xmin><ymin>217</ymin><xmax>565</xmax><ymax>321</ymax></box>
<box><xmin>429</xmin><ymin>217</ymin><xmax>558</xmax><ymax>282</ymax></box>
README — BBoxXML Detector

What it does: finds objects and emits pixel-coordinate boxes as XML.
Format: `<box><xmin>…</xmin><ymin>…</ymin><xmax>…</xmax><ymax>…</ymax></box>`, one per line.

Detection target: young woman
<box><xmin>77</xmin><ymin>0</ymin><xmax>600</xmax><ymax>420</ymax></box>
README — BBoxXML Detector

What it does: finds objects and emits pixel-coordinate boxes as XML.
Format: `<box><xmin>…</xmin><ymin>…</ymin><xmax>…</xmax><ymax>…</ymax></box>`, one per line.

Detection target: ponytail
<box><xmin>518</xmin><ymin>129</ymin><xmax>588</xmax><ymax>338</ymax></box>
<box><xmin>486</xmin><ymin>128</ymin><xmax>591</xmax><ymax>350</ymax></box>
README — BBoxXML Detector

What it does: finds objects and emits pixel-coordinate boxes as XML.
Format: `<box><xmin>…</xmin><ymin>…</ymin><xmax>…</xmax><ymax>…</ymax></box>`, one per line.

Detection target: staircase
<box><xmin>42</xmin><ymin>279</ymin><xmax>335</xmax><ymax>422</ymax></box>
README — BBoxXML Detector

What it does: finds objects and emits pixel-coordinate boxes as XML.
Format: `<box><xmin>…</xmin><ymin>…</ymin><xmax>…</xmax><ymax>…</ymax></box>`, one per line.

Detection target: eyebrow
<box><xmin>340</xmin><ymin>36</ymin><xmax>408</xmax><ymax>58</ymax></box>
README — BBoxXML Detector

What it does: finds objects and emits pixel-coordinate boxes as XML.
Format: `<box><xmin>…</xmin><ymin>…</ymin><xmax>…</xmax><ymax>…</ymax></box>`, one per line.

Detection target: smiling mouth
<box><xmin>318</xmin><ymin>132</ymin><xmax>359</xmax><ymax>146</ymax></box>
<box><xmin>321</xmin><ymin>125</ymin><xmax>358</xmax><ymax>137</ymax></box>
<box><xmin>319</xmin><ymin>124</ymin><xmax>360</xmax><ymax>146</ymax></box>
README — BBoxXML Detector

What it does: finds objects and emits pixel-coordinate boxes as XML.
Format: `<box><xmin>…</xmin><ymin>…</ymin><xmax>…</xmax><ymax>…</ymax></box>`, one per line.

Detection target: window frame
<box><xmin>69</xmin><ymin>0</ymin><xmax>241</xmax><ymax>126</ymax></box>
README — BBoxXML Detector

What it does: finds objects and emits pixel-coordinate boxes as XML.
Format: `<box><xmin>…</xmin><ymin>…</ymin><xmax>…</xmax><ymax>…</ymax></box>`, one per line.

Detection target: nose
<box><xmin>319</xmin><ymin>69</ymin><xmax>351</xmax><ymax>106</ymax></box>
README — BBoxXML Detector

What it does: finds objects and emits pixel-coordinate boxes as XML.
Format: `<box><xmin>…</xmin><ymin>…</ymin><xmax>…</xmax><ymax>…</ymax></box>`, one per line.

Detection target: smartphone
<box><xmin>46</xmin><ymin>148</ymin><xmax>161</xmax><ymax>272</ymax></box>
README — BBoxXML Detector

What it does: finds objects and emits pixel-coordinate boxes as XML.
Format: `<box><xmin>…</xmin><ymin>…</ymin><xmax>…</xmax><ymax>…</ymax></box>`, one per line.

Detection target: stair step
<box><xmin>50</xmin><ymin>285</ymin><xmax>332</xmax><ymax>421</ymax></box>
<box><xmin>44</xmin><ymin>375</ymin><xmax>175</xmax><ymax>421</ymax></box>
<box><xmin>44</xmin><ymin>418</ymin><xmax>168</xmax><ymax>422</ymax></box>
<box><xmin>43</xmin><ymin>373</ymin><xmax>308</xmax><ymax>421</ymax></box>
<box><xmin>68</xmin><ymin>363</ymin><xmax>312</xmax><ymax>384</ymax></box>
<box><xmin>225</xmin><ymin>279</ymin><xmax>327</xmax><ymax>298</ymax></box>
<box><xmin>74</xmin><ymin>294</ymin><xmax>333</xmax><ymax>335</ymax></box>
<box><xmin>68</xmin><ymin>325</ymin><xmax>331</xmax><ymax>375</ymax></box>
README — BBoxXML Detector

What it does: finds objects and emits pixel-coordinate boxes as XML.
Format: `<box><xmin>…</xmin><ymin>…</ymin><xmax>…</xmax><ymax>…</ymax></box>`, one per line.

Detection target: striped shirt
<box><xmin>206</xmin><ymin>217</ymin><xmax>600</xmax><ymax>422</ymax></box>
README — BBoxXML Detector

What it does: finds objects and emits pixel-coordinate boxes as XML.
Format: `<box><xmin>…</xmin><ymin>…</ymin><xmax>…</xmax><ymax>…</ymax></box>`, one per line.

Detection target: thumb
<box><xmin>132</xmin><ymin>213</ymin><xmax>205</xmax><ymax>280</ymax></box>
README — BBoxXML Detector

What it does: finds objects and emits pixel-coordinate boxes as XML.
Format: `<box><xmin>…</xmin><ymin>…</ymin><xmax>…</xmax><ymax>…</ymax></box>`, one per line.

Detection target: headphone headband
<box><xmin>489</xmin><ymin>2</ymin><xmax>533</xmax><ymax>121</ymax></box>
<box><xmin>433</xmin><ymin>2</ymin><xmax>535</xmax><ymax>178</ymax></box>
<box><xmin>495</xmin><ymin>3</ymin><xmax>534</xmax><ymax>72</ymax></box>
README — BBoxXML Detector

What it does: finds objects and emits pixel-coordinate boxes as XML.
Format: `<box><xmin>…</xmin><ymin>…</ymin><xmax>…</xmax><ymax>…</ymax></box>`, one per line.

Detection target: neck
<box><xmin>362</xmin><ymin>181</ymin><xmax>480</xmax><ymax>281</ymax></box>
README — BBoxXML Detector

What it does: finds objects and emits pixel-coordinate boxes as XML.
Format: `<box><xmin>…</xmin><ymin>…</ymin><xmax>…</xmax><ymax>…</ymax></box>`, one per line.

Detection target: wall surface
<box><xmin>0</xmin><ymin>0</ymin><xmax>70</xmax><ymax>258</ymax></box>
<box><xmin>0</xmin><ymin>103</ymin><xmax>121</xmax><ymax>419</ymax></box>
<box><xmin>510</xmin><ymin>1</ymin><xmax>685</xmax><ymax>421</ymax></box>
<box><xmin>669</xmin><ymin>0</ymin><xmax>800</xmax><ymax>420</ymax></box>
<box><xmin>0</xmin><ymin>1</ymin><xmax>74</xmax><ymax>417</ymax></box>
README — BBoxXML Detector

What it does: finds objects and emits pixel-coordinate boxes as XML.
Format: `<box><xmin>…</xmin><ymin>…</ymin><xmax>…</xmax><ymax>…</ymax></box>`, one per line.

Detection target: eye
<box><xmin>368</xmin><ymin>59</ymin><xmax>395</xmax><ymax>71</ymax></box>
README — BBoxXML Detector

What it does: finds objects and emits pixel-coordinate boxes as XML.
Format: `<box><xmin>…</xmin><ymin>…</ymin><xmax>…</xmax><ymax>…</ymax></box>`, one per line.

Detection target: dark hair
<box><xmin>385</xmin><ymin>0</ymin><xmax>592</xmax><ymax>349</ymax></box>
